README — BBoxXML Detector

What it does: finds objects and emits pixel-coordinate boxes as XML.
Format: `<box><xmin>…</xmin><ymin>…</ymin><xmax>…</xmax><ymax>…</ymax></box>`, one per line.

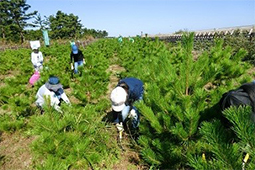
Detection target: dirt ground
<box><xmin>106</xmin><ymin>64</ymin><xmax>126</xmax><ymax>97</ymax></box>
<box><xmin>0</xmin><ymin>132</ymin><xmax>34</xmax><ymax>170</ymax></box>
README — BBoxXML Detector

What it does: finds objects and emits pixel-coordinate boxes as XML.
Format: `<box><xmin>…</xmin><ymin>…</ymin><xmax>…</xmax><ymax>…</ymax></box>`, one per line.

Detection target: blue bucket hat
<box><xmin>45</xmin><ymin>76</ymin><xmax>63</xmax><ymax>92</ymax></box>
<box><xmin>72</xmin><ymin>45</ymin><xmax>78</xmax><ymax>54</ymax></box>
<box><xmin>48</xmin><ymin>76</ymin><xmax>59</xmax><ymax>85</ymax></box>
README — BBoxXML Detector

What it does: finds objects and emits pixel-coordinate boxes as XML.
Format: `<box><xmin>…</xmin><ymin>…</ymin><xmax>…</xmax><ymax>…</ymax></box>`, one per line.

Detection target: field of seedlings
<box><xmin>1</xmin><ymin>34</ymin><xmax>255</xmax><ymax>169</ymax></box>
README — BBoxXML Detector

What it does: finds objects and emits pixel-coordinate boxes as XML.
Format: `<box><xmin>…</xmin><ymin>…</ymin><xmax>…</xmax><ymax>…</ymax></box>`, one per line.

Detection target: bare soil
<box><xmin>106</xmin><ymin>64</ymin><xmax>126</xmax><ymax>97</ymax></box>
<box><xmin>0</xmin><ymin>132</ymin><xmax>35</xmax><ymax>170</ymax></box>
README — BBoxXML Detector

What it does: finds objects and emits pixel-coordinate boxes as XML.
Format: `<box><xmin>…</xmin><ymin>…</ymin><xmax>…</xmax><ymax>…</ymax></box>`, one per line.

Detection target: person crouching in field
<box><xmin>70</xmin><ymin>45</ymin><xmax>85</xmax><ymax>74</ymax></box>
<box><xmin>110</xmin><ymin>77</ymin><xmax>144</xmax><ymax>134</ymax></box>
<box><xmin>219</xmin><ymin>81</ymin><xmax>255</xmax><ymax>124</ymax></box>
<box><xmin>31</xmin><ymin>47</ymin><xmax>43</xmax><ymax>72</ymax></box>
<box><xmin>35</xmin><ymin>76</ymin><xmax>70</xmax><ymax>114</ymax></box>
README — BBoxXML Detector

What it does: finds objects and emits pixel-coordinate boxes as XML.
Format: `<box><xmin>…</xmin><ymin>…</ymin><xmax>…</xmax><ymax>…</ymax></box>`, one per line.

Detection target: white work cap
<box><xmin>110</xmin><ymin>87</ymin><xmax>127</xmax><ymax>112</ymax></box>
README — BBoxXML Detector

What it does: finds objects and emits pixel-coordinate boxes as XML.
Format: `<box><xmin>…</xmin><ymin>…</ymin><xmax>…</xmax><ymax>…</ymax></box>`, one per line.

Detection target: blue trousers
<box><xmin>74</xmin><ymin>60</ymin><xmax>83</xmax><ymax>74</ymax></box>
<box><xmin>114</xmin><ymin>105</ymin><xmax>140</xmax><ymax>129</ymax></box>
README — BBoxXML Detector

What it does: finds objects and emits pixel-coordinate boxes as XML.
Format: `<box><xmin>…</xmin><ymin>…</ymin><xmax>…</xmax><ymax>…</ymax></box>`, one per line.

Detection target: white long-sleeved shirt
<box><xmin>31</xmin><ymin>51</ymin><xmax>43</xmax><ymax>67</ymax></box>
<box><xmin>35</xmin><ymin>84</ymin><xmax>70</xmax><ymax>112</ymax></box>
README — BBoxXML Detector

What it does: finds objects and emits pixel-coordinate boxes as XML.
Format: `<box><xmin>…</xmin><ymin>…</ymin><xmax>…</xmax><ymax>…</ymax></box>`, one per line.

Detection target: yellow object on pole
<box><xmin>202</xmin><ymin>153</ymin><xmax>206</xmax><ymax>161</ymax></box>
<box><xmin>119</xmin><ymin>131</ymin><xmax>123</xmax><ymax>141</ymax></box>
<box><xmin>243</xmin><ymin>153</ymin><xmax>249</xmax><ymax>163</ymax></box>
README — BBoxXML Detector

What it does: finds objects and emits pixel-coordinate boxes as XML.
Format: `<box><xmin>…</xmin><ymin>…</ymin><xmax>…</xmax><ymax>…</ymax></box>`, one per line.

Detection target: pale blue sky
<box><xmin>27</xmin><ymin>0</ymin><xmax>255</xmax><ymax>37</ymax></box>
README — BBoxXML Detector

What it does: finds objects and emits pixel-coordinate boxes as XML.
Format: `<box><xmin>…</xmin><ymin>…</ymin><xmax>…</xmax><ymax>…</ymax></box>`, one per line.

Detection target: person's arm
<box><xmin>31</xmin><ymin>53</ymin><xmax>37</xmax><ymax>66</ymax></box>
<box><xmin>60</xmin><ymin>92</ymin><xmax>71</xmax><ymax>104</ymax></box>
<box><xmin>79</xmin><ymin>50</ymin><xmax>85</xmax><ymax>64</ymax></box>
<box><xmin>82</xmin><ymin>51</ymin><xmax>86</xmax><ymax>64</ymax></box>
<box><xmin>41</xmin><ymin>89</ymin><xmax>62</xmax><ymax>112</ymax></box>
<box><xmin>39</xmin><ymin>51</ymin><xmax>43</xmax><ymax>63</ymax></box>
<box><xmin>49</xmin><ymin>92</ymin><xmax>62</xmax><ymax>112</ymax></box>
<box><xmin>70</xmin><ymin>53</ymin><xmax>74</xmax><ymax>70</ymax></box>
<box><xmin>70</xmin><ymin>52</ymin><xmax>73</xmax><ymax>63</ymax></box>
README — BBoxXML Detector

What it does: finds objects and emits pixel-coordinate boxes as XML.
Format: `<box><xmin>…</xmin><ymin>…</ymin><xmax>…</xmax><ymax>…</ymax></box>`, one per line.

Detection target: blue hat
<box><xmin>72</xmin><ymin>45</ymin><xmax>78</xmax><ymax>54</ymax></box>
<box><xmin>48</xmin><ymin>76</ymin><xmax>59</xmax><ymax>85</ymax></box>
<box><xmin>45</xmin><ymin>76</ymin><xmax>63</xmax><ymax>92</ymax></box>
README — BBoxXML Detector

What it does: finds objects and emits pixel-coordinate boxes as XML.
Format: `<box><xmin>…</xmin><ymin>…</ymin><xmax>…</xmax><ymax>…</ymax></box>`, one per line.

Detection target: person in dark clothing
<box><xmin>70</xmin><ymin>45</ymin><xmax>85</xmax><ymax>74</ymax></box>
<box><xmin>110</xmin><ymin>77</ymin><xmax>144</xmax><ymax>132</ymax></box>
<box><xmin>219</xmin><ymin>81</ymin><xmax>255</xmax><ymax>123</ymax></box>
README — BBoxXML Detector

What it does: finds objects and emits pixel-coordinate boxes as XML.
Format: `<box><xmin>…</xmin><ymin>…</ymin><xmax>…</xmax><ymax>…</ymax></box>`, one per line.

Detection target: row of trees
<box><xmin>0</xmin><ymin>0</ymin><xmax>108</xmax><ymax>43</ymax></box>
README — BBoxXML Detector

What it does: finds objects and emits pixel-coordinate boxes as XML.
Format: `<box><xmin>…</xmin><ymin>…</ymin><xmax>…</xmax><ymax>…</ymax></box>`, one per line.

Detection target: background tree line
<box><xmin>0</xmin><ymin>0</ymin><xmax>108</xmax><ymax>43</ymax></box>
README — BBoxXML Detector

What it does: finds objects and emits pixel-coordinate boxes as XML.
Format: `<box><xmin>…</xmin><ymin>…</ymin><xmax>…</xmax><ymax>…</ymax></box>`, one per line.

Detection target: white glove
<box><xmin>129</xmin><ymin>109</ymin><xmax>136</xmax><ymax>118</ymax></box>
<box><xmin>116</xmin><ymin>122</ymin><xmax>124</xmax><ymax>132</ymax></box>
<box><xmin>83</xmin><ymin>59</ymin><xmax>86</xmax><ymax>64</ymax></box>
<box><xmin>70</xmin><ymin>63</ymin><xmax>74</xmax><ymax>70</ymax></box>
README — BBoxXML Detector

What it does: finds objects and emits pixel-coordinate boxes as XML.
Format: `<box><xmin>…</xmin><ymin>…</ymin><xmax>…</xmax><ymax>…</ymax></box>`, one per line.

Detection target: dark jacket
<box><xmin>70</xmin><ymin>50</ymin><xmax>84</xmax><ymax>63</ymax></box>
<box><xmin>117</xmin><ymin>77</ymin><xmax>144</xmax><ymax>105</ymax></box>
<box><xmin>220</xmin><ymin>82</ymin><xmax>255</xmax><ymax>112</ymax></box>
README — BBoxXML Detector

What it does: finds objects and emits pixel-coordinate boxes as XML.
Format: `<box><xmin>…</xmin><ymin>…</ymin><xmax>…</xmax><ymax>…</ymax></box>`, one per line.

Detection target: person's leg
<box><xmin>38</xmin><ymin>65</ymin><xmax>43</xmax><ymax>72</ymax></box>
<box><xmin>77</xmin><ymin>61</ymin><xmax>83</xmax><ymax>75</ymax></box>
<box><xmin>36</xmin><ymin>103</ymin><xmax>44</xmax><ymax>114</ymax></box>
<box><xmin>34</xmin><ymin>65</ymin><xmax>39</xmax><ymax>72</ymax></box>
<box><xmin>139</xmin><ymin>89</ymin><xmax>144</xmax><ymax>101</ymax></box>
<box><xmin>78</xmin><ymin>60</ymin><xmax>83</xmax><ymax>67</ymax></box>
<box><xmin>74</xmin><ymin>62</ymin><xmax>78</xmax><ymax>74</ymax></box>
<box><xmin>130</xmin><ymin>106</ymin><xmax>140</xmax><ymax>128</ymax></box>
<box><xmin>112</xmin><ymin>110</ymin><xmax>120</xmax><ymax>123</ymax></box>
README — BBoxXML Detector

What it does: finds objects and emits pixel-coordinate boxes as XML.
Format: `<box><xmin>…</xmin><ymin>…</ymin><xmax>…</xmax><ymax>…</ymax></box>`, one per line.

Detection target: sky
<box><xmin>26</xmin><ymin>0</ymin><xmax>255</xmax><ymax>37</ymax></box>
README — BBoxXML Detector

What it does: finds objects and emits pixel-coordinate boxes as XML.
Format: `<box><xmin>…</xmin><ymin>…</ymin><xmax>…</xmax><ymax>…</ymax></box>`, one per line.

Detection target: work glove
<box><xmin>116</xmin><ymin>122</ymin><xmax>124</xmax><ymax>132</ymax></box>
<box><xmin>128</xmin><ymin>109</ymin><xmax>136</xmax><ymax>118</ymax></box>
<box><xmin>70</xmin><ymin>63</ymin><xmax>74</xmax><ymax>70</ymax></box>
<box><xmin>83</xmin><ymin>59</ymin><xmax>86</xmax><ymax>64</ymax></box>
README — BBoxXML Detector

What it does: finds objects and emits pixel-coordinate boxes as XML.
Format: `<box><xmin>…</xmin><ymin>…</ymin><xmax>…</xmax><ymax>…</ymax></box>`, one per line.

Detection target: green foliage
<box><xmin>49</xmin><ymin>11</ymin><xmax>83</xmax><ymax>39</ymax></box>
<box><xmin>223</xmin><ymin>34</ymin><xmax>255</xmax><ymax>64</ymax></box>
<box><xmin>194</xmin><ymin>34</ymin><xmax>255</xmax><ymax>65</ymax></box>
<box><xmin>188</xmin><ymin>106</ymin><xmax>255</xmax><ymax>169</ymax></box>
<box><xmin>114</xmin><ymin>33</ymin><xmax>252</xmax><ymax>169</ymax></box>
<box><xmin>82</xmin><ymin>28</ymin><xmax>108</xmax><ymax>38</ymax></box>
<box><xmin>29</xmin><ymin>100</ymin><xmax>119</xmax><ymax>169</ymax></box>
<box><xmin>0</xmin><ymin>34</ymin><xmax>254</xmax><ymax>169</ymax></box>
<box><xmin>224</xmin><ymin>107</ymin><xmax>255</xmax><ymax>154</ymax></box>
<box><xmin>0</xmin><ymin>114</ymin><xmax>25</xmax><ymax>132</ymax></box>
<box><xmin>0</xmin><ymin>40</ymin><xmax>120</xmax><ymax>169</ymax></box>
<box><xmin>0</xmin><ymin>0</ymin><xmax>37</xmax><ymax>43</ymax></box>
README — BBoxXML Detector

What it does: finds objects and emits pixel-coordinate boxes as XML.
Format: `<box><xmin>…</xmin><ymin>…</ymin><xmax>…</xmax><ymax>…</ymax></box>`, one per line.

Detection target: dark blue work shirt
<box><xmin>117</xmin><ymin>77</ymin><xmax>144</xmax><ymax>105</ymax></box>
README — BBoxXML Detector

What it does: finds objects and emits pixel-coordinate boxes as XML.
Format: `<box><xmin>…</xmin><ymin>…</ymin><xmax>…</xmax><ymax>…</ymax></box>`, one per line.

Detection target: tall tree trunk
<box><xmin>15</xmin><ymin>19</ymin><xmax>24</xmax><ymax>43</ymax></box>
<box><xmin>20</xmin><ymin>30</ymin><xmax>24</xmax><ymax>43</ymax></box>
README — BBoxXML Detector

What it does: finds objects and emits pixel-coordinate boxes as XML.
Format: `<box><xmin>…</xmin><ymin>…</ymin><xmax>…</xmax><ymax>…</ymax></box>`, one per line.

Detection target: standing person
<box><xmin>35</xmin><ymin>76</ymin><xmax>70</xmax><ymax>113</ymax></box>
<box><xmin>31</xmin><ymin>47</ymin><xmax>43</xmax><ymax>72</ymax></box>
<box><xmin>70</xmin><ymin>45</ymin><xmax>85</xmax><ymax>74</ymax></box>
<box><xmin>110</xmin><ymin>77</ymin><xmax>144</xmax><ymax>133</ymax></box>
<box><xmin>70</xmin><ymin>40</ymin><xmax>75</xmax><ymax>47</ymax></box>
<box><xmin>118</xmin><ymin>35</ymin><xmax>123</xmax><ymax>43</ymax></box>
<box><xmin>129</xmin><ymin>36</ymin><xmax>134</xmax><ymax>43</ymax></box>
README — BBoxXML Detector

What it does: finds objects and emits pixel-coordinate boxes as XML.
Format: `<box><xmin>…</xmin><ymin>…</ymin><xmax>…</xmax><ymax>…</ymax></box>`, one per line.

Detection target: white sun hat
<box><xmin>110</xmin><ymin>86</ymin><xmax>127</xmax><ymax>112</ymax></box>
<box><xmin>30</xmin><ymin>40</ymin><xmax>40</xmax><ymax>50</ymax></box>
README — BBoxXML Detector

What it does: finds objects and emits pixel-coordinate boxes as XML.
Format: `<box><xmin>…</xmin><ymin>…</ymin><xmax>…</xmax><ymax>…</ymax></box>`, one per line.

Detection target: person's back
<box><xmin>118</xmin><ymin>77</ymin><xmax>144</xmax><ymax>104</ymax></box>
<box><xmin>220</xmin><ymin>82</ymin><xmax>255</xmax><ymax>111</ymax></box>
<box><xmin>219</xmin><ymin>82</ymin><xmax>255</xmax><ymax>123</ymax></box>
<box><xmin>111</xmin><ymin>77</ymin><xmax>144</xmax><ymax>135</ymax></box>
<box><xmin>36</xmin><ymin>84</ymin><xmax>58</xmax><ymax>107</ymax></box>
<box><xmin>35</xmin><ymin>76</ymin><xmax>70</xmax><ymax>113</ymax></box>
